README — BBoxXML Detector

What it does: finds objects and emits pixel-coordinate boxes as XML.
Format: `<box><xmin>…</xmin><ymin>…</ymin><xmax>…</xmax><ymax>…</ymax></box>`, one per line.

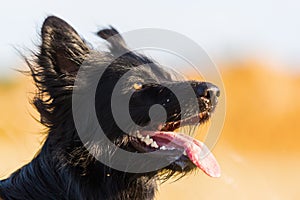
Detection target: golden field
<box><xmin>0</xmin><ymin>61</ymin><xmax>300</xmax><ymax>200</ymax></box>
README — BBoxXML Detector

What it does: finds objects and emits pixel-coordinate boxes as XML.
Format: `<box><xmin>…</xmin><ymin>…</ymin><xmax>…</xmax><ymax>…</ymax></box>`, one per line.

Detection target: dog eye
<box><xmin>133</xmin><ymin>82</ymin><xmax>143</xmax><ymax>90</ymax></box>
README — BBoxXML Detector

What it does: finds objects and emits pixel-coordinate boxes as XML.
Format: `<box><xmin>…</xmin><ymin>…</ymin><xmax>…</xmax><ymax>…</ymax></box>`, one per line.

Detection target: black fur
<box><xmin>0</xmin><ymin>16</ymin><xmax>220</xmax><ymax>200</ymax></box>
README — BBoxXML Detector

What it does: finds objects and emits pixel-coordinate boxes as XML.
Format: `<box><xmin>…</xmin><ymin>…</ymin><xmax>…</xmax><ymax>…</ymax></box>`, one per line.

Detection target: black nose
<box><xmin>194</xmin><ymin>82</ymin><xmax>220</xmax><ymax>99</ymax></box>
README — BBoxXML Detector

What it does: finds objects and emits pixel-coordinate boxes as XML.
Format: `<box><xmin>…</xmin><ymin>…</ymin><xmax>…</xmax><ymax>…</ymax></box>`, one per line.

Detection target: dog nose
<box><xmin>195</xmin><ymin>82</ymin><xmax>220</xmax><ymax>99</ymax></box>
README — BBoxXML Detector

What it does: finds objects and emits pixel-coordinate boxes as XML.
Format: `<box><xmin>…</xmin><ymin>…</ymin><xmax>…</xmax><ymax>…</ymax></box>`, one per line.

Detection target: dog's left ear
<box><xmin>39</xmin><ymin>16</ymin><xmax>89</xmax><ymax>75</ymax></box>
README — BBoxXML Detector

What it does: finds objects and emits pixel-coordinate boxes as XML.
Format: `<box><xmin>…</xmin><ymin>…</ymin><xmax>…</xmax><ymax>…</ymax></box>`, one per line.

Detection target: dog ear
<box><xmin>97</xmin><ymin>26</ymin><xmax>128</xmax><ymax>54</ymax></box>
<box><xmin>39</xmin><ymin>16</ymin><xmax>89</xmax><ymax>75</ymax></box>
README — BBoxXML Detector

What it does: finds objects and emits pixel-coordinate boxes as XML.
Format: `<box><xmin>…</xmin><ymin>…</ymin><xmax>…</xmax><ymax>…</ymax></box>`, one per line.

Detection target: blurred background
<box><xmin>1</xmin><ymin>1</ymin><xmax>300</xmax><ymax>199</ymax></box>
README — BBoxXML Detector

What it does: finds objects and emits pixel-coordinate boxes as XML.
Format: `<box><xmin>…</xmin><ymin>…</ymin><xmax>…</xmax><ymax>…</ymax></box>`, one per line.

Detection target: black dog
<box><xmin>0</xmin><ymin>16</ymin><xmax>220</xmax><ymax>200</ymax></box>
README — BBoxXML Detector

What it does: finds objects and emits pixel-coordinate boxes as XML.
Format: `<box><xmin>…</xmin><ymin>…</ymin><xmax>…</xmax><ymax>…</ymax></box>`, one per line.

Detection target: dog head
<box><xmin>30</xmin><ymin>16</ymin><xmax>220</xmax><ymax>180</ymax></box>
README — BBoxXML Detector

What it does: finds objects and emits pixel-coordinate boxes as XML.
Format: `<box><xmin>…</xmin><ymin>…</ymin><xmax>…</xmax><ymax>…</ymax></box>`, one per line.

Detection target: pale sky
<box><xmin>1</xmin><ymin>0</ymin><xmax>300</xmax><ymax>75</ymax></box>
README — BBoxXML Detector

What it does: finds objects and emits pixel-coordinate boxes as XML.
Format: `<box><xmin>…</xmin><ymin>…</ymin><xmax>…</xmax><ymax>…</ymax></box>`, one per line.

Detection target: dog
<box><xmin>0</xmin><ymin>16</ymin><xmax>220</xmax><ymax>200</ymax></box>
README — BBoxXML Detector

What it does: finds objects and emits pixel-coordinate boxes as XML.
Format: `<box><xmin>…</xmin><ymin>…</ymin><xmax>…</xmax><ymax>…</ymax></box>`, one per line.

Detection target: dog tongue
<box><xmin>143</xmin><ymin>131</ymin><xmax>221</xmax><ymax>178</ymax></box>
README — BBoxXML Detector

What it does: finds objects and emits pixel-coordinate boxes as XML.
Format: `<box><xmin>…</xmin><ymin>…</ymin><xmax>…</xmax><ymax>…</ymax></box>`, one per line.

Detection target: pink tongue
<box><xmin>144</xmin><ymin>131</ymin><xmax>221</xmax><ymax>178</ymax></box>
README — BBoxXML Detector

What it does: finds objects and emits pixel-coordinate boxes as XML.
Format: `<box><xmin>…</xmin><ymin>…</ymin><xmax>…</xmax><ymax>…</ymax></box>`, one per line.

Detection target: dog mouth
<box><xmin>130</xmin><ymin>103</ymin><xmax>221</xmax><ymax>178</ymax></box>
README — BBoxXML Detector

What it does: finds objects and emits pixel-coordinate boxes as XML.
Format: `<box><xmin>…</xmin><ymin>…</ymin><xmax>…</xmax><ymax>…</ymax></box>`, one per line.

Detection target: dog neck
<box><xmin>0</xmin><ymin>138</ymin><xmax>158</xmax><ymax>200</ymax></box>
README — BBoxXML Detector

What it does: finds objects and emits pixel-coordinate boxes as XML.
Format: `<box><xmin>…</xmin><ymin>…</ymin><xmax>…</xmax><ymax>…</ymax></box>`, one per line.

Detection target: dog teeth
<box><xmin>160</xmin><ymin>146</ymin><xmax>167</xmax><ymax>150</ymax></box>
<box><xmin>136</xmin><ymin>131</ymin><xmax>143</xmax><ymax>139</ymax></box>
<box><xmin>159</xmin><ymin>146</ymin><xmax>176</xmax><ymax>150</ymax></box>
<box><xmin>136</xmin><ymin>134</ymin><xmax>159</xmax><ymax>148</ymax></box>
<box><xmin>151</xmin><ymin>141</ymin><xmax>159</xmax><ymax>149</ymax></box>
<box><xmin>183</xmin><ymin>150</ymin><xmax>187</xmax><ymax>156</ymax></box>
<box><xmin>139</xmin><ymin>134</ymin><xmax>154</xmax><ymax>146</ymax></box>
<box><xmin>144</xmin><ymin>136</ymin><xmax>154</xmax><ymax>146</ymax></box>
